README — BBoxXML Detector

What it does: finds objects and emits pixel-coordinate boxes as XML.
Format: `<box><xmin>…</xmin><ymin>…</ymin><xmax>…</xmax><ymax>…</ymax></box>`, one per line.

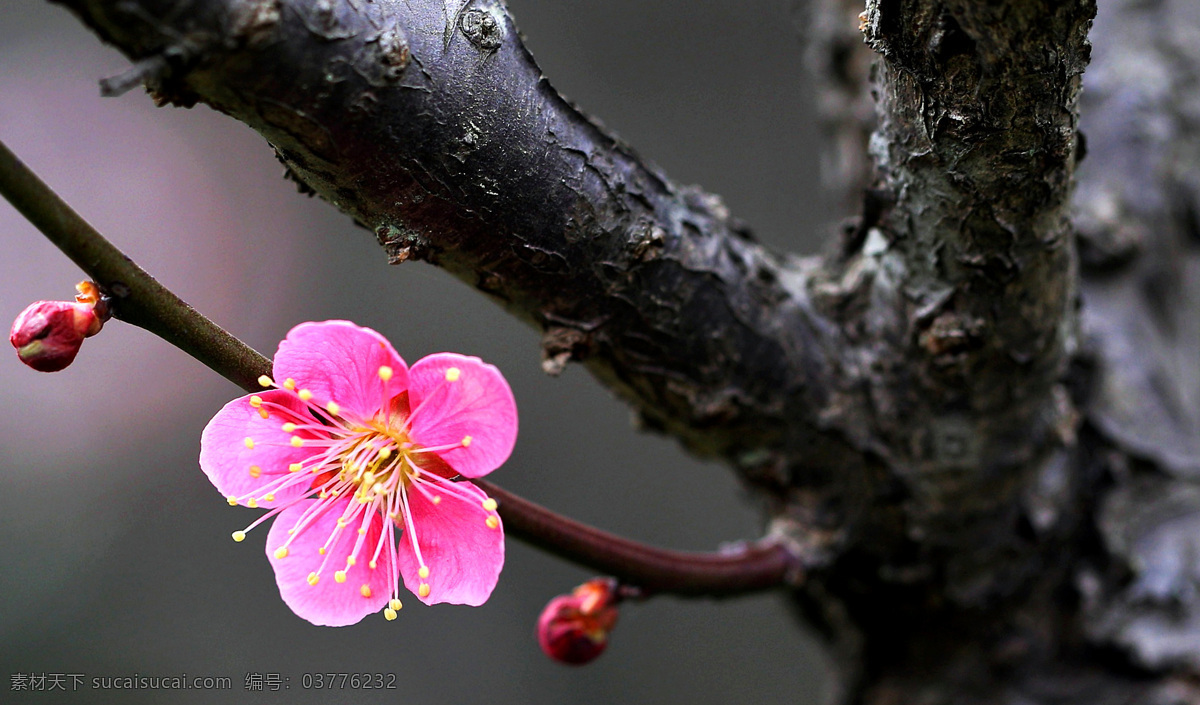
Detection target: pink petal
<box><xmin>273</xmin><ymin>321</ymin><xmax>409</xmax><ymax>419</ymax></box>
<box><xmin>265</xmin><ymin>499</ymin><xmax>394</xmax><ymax>626</ymax></box>
<box><xmin>396</xmin><ymin>477</ymin><xmax>504</xmax><ymax>606</ymax></box>
<box><xmin>407</xmin><ymin>353</ymin><xmax>518</xmax><ymax>478</ymax></box>
<box><xmin>199</xmin><ymin>390</ymin><xmax>323</xmax><ymax>508</ymax></box>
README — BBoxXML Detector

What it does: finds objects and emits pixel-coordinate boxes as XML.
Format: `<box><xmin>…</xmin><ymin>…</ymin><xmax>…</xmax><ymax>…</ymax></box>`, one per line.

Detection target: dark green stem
<box><xmin>0</xmin><ymin>136</ymin><xmax>800</xmax><ymax>598</ymax></box>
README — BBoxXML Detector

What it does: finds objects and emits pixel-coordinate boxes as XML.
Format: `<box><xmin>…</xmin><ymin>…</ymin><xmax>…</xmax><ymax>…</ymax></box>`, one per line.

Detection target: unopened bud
<box><xmin>10</xmin><ymin>281</ymin><xmax>108</xmax><ymax>372</ymax></box>
<box><xmin>537</xmin><ymin>578</ymin><xmax>620</xmax><ymax>665</ymax></box>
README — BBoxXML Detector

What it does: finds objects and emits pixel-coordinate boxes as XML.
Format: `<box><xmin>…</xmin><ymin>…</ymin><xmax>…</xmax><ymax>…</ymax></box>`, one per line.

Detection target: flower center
<box><xmin>328</xmin><ymin>424</ymin><xmax>414</xmax><ymax>503</ymax></box>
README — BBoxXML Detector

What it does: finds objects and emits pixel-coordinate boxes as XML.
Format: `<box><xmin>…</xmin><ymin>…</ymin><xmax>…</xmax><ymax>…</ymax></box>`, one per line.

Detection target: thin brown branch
<box><xmin>477</xmin><ymin>479</ymin><xmax>799</xmax><ymax>596</ymax></box>
<box><xmin>0</xmin><ymin>137</ymin><xmax>270</xmax><ymax>391</ymax></box>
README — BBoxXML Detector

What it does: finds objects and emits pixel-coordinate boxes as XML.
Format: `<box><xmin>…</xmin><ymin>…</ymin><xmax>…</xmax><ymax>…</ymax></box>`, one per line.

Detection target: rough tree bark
<box><xmin>45</xmin><ymin>0</ymin><xmax>1200</xmax><ymax>702</ymax></box>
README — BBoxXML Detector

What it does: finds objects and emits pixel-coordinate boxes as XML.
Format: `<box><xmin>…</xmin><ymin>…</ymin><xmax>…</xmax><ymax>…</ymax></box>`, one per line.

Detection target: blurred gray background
<box><xmin>0</xmin><ymin>0</ymin><xmax>836</xmax><ymax>702</ymax></box>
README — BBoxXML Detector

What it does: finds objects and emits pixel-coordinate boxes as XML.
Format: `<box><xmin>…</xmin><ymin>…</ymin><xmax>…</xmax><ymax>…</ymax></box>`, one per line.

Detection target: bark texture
<box><xmin>48</xmin><ymin>0</ymin><xmax>1200</xmax><ymax>702</ymax></box>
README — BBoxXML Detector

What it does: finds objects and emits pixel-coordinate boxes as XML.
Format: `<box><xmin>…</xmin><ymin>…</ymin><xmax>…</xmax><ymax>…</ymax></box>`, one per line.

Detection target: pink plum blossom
<box><xmin>200</xmin><ymin>320</ymin><xmax>517</xmax><ymax>626</ymax></box>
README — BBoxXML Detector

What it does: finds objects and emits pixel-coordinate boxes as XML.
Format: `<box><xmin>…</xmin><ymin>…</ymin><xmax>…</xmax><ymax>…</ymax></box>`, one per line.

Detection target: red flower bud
<box><xmin>10</xmin><ymin>282</ymin><xmax>107</xmax><ymax>372</ymax></box>
<box><xmin>537</xmin><ymin>578</ymin><xmax>620</xmax><ymax>665</ymax></box>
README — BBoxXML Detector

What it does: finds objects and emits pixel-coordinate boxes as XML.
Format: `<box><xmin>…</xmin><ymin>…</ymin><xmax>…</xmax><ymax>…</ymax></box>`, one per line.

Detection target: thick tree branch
<box><xmin>806</xmin><ymin>0</ymin><xmax>1093</xmax><ymax>596</ymax></box>
<box><xmin>858</xmin><ymin>0</ymin><xmax>1088</xmax><ymax>485</ymax></box>
<box><xmin>798</xmin><ymin>0</ymin><xmax>1200</xmax><ymax>702</ymax></box>
<box><xmin>54</xmin><ymin>0</ymin><xmax>840</xmax><ymax>483</ymax></box>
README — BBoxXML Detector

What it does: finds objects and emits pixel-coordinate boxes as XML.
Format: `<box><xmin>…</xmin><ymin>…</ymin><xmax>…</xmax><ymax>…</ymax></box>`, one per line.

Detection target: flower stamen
<box><xmin>397</xmin><ymin>479</ymin><xmax>428</xmax><ymax>579</ymax></box>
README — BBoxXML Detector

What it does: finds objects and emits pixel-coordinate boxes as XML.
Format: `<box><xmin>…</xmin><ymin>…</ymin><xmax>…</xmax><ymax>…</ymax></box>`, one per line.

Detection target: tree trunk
<box><xmin>50</xmin><ymin>0</ymin><xmax>1200</xmax><ymax>701</ymax></box>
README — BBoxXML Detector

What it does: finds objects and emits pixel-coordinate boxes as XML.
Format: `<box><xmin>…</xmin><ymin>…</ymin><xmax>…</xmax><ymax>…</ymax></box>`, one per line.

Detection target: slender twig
<box><xmin>0</xmin><ymin>136</ymin><xmax>800</xmax><ymax>597</ymax></box>
<box><xmin>476</xmin><ymin>479</ymin><xmax>798</xmax><ymax>596</ymax></box>
<box><xmin>0</xmin><ymin>139</ymin><xmax>270</xmax><ymax>391</ymax></box>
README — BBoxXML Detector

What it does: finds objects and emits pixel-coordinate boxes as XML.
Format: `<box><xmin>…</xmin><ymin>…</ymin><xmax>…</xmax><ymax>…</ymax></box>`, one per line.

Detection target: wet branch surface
<box><xmin>45</xmin><ymin>0</ymin><xmax>1200</xmax><ymax>702</ymax></box>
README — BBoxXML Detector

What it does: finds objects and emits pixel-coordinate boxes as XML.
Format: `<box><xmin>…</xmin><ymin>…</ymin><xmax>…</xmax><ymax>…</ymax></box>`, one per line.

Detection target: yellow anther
<box><xmin>258</xmin><ymin>408</ymin><xmax>269</xmax><ymax>420</ymax></box>
<box><xmin>482</xmin><ymin>498</ymin><xmax>498</xmax><ymax>511</ymax></box>
<box><xmin>335</xmin><ymin>570</ymin><xmax>347</xmax><ymax>583</ymax></box>
<box><xmin>378</xmin><ymin>447</ymin><xmax>392</xmax><ymax>460</ymax></box>
<box><xmin>283</xmin><ymin>378</ymin><xmax>296</xmax><ymax>390</ymax></box>
<box><xmin>257</xmin><ymin>375</ymin><xmax>273</xmax><ymax>388</ymax></box>
<box><xmin>372</xmin><ymin>482</ymin><xmax>385</xmax><ymax>495</ymax></box>
<box><xmin>378</xmin><ymin>366</ymin><xmax>394</xmax><ymax>382</ymax></box>
<box><xmin>318</xmin><ymin>547</ymin><xmax>326</xmax><ymax>555</ymax></box>
<box><xmin>326</xmin><ymin>401</ymin><xmax>341</xmax><ymax>416</ymax></box>
<box><xmin>307</xmin><ymin>572</ymin><xmax>319</xmax><ymax>586</ymax></box>
<box><xmin>432</xmin><ymin>496</ymin><xmax>442</xmax><ymax>505</ymax></box>
<box><xmin>319</xmin><ymin>490</ymin><xmax>328</xmax><ymax>499</ymax></box>
<box><xmin>418</xmin><ymin>583</ymin><xmax>431</xmax><ymax>598</ymax></box>
<box><xmin>290</xmin><ymin>436</ymin><xmax>303</xmax><ymax>448</ymax></box>
<box><xmin>346</xmin><ymin>556</ymin><xmax>357</xmax><ymax>566</ymax></box>
<box><xmin>281</xmin><ymin>422</ymin><xmax>297</xmax><ymax>433</ymax></box>
<box><xmin>264</xmin><ymin>493</ymin><xmax>275</xmax><ymax>502</ymax></box>
<box><xmin>363</xmin><ymin>470</ymin><xmax>376</xmax><ymax>484</ymax></box>
<box><xmin>486</xmin><ymin>516</ymin><xmax>500</xmax><ymax>530</ymax></box>
<box><xmin>248</xmin><ymin>497</ymin><xmax>259</xmax><ymax>509</ymax></box>
<box><xmin>389</xmin><ymin>598</ymin><xmax>403</xmax><ymax>611</ymax></box>
<box><xmin>388</xmin><ymin>511</ymin><xmax>400</xmax><ymax>519</ymax></box>
<box><xmin>384</xmin><ymin>608</ymin><xmax>397</xmax><ymax>621</ymax></box>
<box><xmin>274</xmin><ymin>547</ymin><xmax>289</xmax><ymax>559</ymax></box>
<box><xmin>360</xmin><ymin>584</ymin><xmax>372</xmax><ymax>598</ymax></box>
<box><xmin>227</xmin><ymin>496</ymin><xmax>238</xmax><ymax>506</ymax></box>
<box><xmin>243</xmin><ymin>437</ymin><xmax>255</xmax><ymax>449</ymax></box>
<box><xmin>461</xmin><ymin>435</ymin><xmax>472</xmax><ymax>447</ymax></box>
<box><xmin>418</xmin><ymin>566</ymin><xmax>430</xmax><ymax>579</ymax></box>
<box><xmin>337</xmin><ymin>518</ymin><xmax>348</xmax><ymax>528</ymax></box>
<box><xmin>289</xmin><ymin>463</ymin><xmax>303</xmax><ymax>473</ymax></box>
<box><xmin>249</xmin><ymin>465</ymin><xmax>262</xmax><ymax>478</ymax></box>
<box><xmin>358</xmin><ymin>527</ymin><xmax>367</xmax><ymax>535</ymax></box>
<box><xmin>249</xmin><ymin>395</ymin><xmax>263</xmax><ymax>407</ymax></box>
<box><xmin>369</xmin><ymin>560</ymin><xmax>378</xmax><ymax>569</ymax></box>
<box><xmin>231</xmin><ymin>531</ymin><xmax>246</xmax><ymax>542</ymax></box>
<box><xmin>298</xmin><ymin>389</ymin><xmax>313</xmax><ymax>401</ymax></box>
<box><xmin>445</xmin><ymin>367</ymin><xmax>461</xmax><ymax>382</ymax></box>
